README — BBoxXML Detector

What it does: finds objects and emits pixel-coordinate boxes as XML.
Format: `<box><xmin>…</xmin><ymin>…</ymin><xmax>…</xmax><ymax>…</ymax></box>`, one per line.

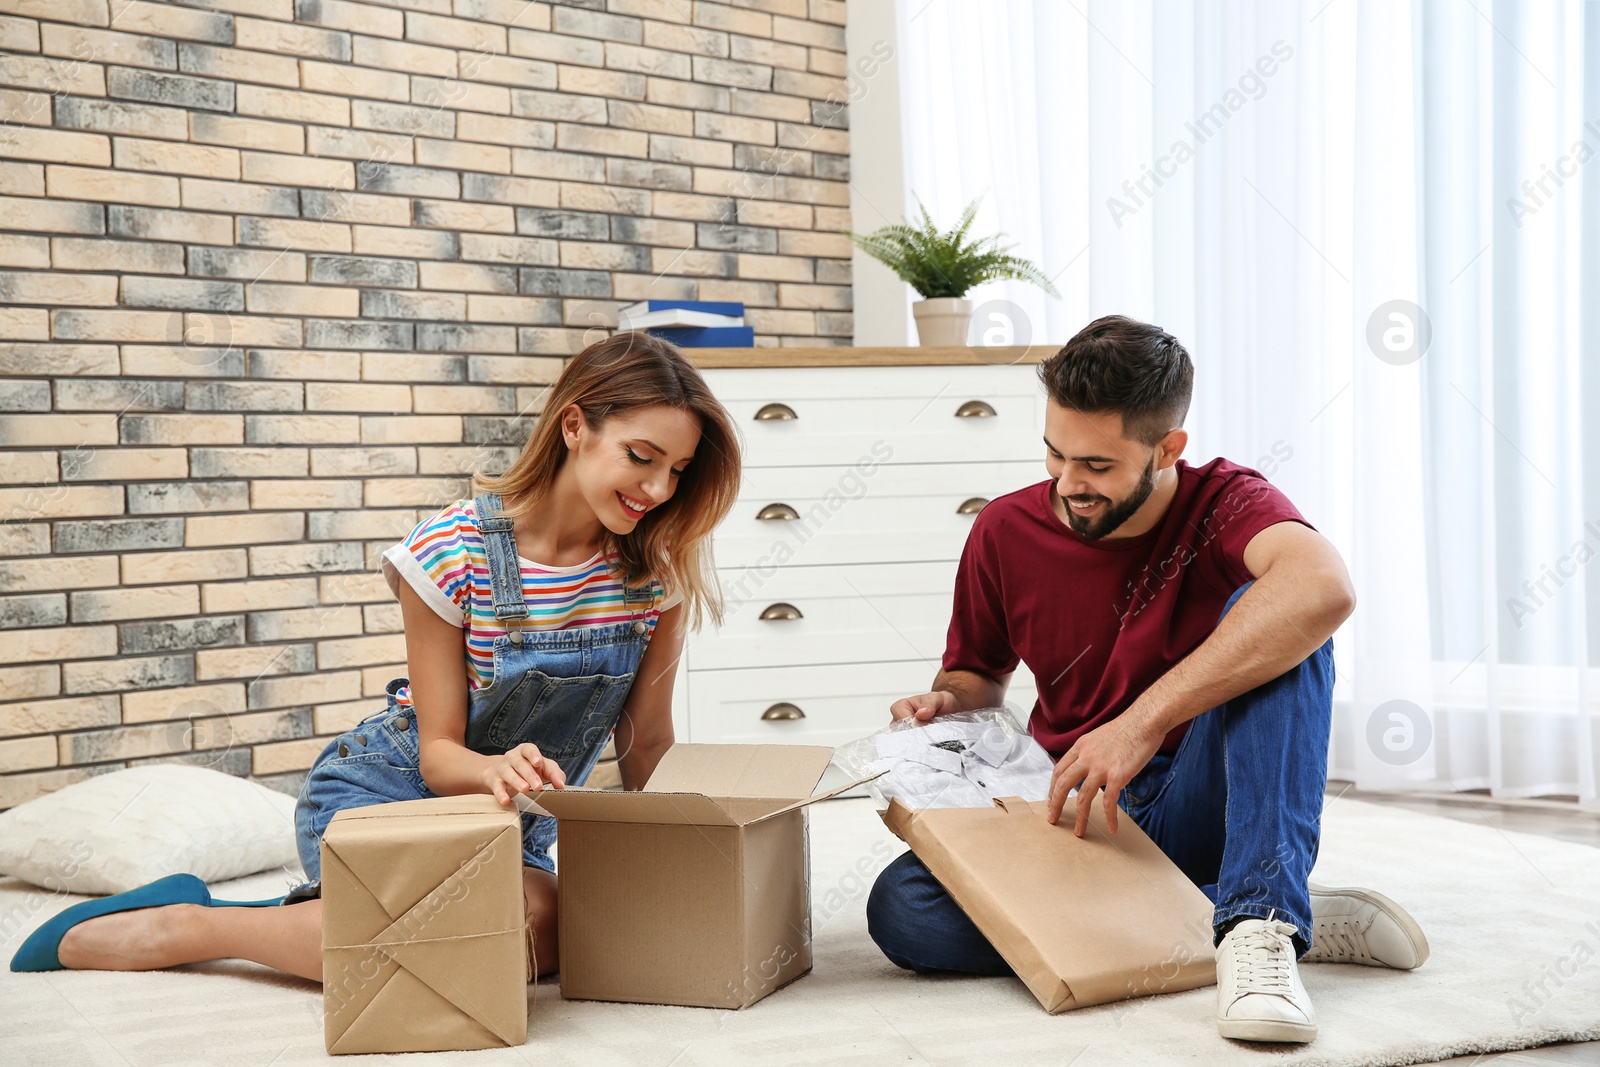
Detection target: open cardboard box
<box><xmin>536</xmin><ymin>743</ymin><xmax>868</xmax><ymax>1009</ymax></box>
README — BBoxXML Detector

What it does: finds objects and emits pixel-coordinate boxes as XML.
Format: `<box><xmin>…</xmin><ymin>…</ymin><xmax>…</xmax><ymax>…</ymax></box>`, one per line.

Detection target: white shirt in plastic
<box><xmin>870</xmin><ymin>718</ymin><xmax>1055</xmax><ymax>808</ymax></box>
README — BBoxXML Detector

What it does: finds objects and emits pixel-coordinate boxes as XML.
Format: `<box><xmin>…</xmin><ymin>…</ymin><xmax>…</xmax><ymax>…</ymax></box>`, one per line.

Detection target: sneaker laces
<box><xmin>1311</xmin><ymin>916</ymin><xmax>1374</xmax><ymax>964</ymax></box>
<box><xmin>1230</xmin><ymin>919</ymin><xmax>1299</xmax><ymax>997</ymax></box>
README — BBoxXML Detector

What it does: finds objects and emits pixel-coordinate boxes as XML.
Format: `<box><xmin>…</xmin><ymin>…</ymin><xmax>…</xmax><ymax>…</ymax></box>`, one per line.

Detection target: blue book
<box><xmin>621</xmin><ymin>299</ymin><xmax>745</xmax><ymax>318</ymax></box>
<box><xmin>648</xmin><ymin>325</ymin><xmax>755</xmax><ymax>347</ymax></box>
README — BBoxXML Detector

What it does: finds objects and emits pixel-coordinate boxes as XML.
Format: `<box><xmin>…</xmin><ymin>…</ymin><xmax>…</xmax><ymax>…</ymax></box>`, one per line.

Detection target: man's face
<box><xmin>1042</xmin><ymin>401</ymin><xmax>1163</xmax><ymax>541</ymax></box>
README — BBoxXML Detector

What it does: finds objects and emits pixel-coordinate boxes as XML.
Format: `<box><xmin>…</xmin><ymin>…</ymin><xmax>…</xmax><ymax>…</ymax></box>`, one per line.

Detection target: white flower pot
<box><xmin>912</xmin><ymin>297</ymin><xmax>973</xmax><ymax>347</ymax></box>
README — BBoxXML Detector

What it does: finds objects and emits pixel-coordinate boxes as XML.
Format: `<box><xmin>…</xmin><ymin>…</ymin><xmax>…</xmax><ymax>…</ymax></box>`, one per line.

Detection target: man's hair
<box><xmin>1037</xmin><ymin>315</ymin><xmax>1194</xmax><ymax>447</ymax></box>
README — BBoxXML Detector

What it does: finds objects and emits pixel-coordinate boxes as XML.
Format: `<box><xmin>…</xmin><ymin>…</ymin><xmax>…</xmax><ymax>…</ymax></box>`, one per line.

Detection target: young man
<box><xmin>866</xmin><ymin>315</ymin><xmax>1428</xmax><ymax>1044</ymax></box>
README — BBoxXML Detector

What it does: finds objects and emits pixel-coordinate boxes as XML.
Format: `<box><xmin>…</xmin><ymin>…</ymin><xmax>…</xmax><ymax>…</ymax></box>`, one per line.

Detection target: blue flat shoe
<box><xmin>10</xmin><ymin>873</ymin><xmax>290</xmax><ymax>972</ymax></box>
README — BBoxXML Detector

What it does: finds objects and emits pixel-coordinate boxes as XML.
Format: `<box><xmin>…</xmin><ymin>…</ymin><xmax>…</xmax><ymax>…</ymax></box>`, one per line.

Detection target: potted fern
<box><xmin>845</xmin><ymin>195</ymin><xmax>1059</xmax><ymax>346</ymax></box>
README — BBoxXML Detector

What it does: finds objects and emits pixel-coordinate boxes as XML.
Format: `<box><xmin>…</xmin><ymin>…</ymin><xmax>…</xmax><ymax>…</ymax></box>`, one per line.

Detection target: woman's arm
<box><xmin>397</xmin><ymin>579</ymin><xmax>491</xmax><ymax>795</ymax></box>
<box><xmin>614</xmin><ymin>602</ymin><xmax>685</xmax><ymax>790</ymax></box>
<box><xmin>397</xmin><ymin>580</ymin><xmax>565</xmax><ymax>803</ymax></box>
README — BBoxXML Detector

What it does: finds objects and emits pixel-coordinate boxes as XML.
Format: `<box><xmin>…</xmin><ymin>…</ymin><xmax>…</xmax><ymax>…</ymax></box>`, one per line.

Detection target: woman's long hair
<box><xmin>472</xmin><ymin>332</ymin><xmax>741</xmax><ymax>630</ymax></box>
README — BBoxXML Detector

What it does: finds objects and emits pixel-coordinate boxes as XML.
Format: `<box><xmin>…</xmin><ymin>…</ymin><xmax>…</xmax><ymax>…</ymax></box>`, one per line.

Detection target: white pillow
<box><xmin>0</xmin><ymin>765</ymin><xmax>300</xmax><ymax>895</ymax></box>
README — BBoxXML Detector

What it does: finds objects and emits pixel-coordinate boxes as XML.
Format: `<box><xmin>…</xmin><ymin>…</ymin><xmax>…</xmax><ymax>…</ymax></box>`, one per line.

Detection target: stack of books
<box><xmin>618</xmin><ymin>300</ymin><xmax>753</xmax><ymax>347</ymax></box>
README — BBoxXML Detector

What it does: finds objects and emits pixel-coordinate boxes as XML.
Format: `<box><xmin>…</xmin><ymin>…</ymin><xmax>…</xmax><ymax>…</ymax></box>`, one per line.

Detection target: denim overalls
<box><xmin>285</xmin><ymin>491</ymin><xmax>653</xmax><ymax>901</ymax></box>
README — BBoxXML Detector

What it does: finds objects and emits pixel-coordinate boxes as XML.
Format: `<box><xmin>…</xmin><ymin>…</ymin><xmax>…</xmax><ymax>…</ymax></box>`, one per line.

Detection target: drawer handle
<box><xmin>957</xmin><ymin>496</ymin><xmax>990</xmax><ymax>515</ymax></box>
<box><xmin>754</xmin><ymin>402</ymin><xmax>798</xmax><ymax>421</ymax></box>
<box><xmin>955</xmin><ymin>399</ymin><xmax>997</xmax><ymax>418</ymax></box>
<box><xmin>756</xmin><ymin>503</ymin><xmax>800</xmax><ymax>521</ymax></box>
<box><xmin>762</xmin><ymin>702</ymin><xmax>806</xmax><ymax>721</ymax></box>
<box><xmin>759</xmin><ymin>602</ymin><xmax>803</xmax><ymax>621</ymax></box>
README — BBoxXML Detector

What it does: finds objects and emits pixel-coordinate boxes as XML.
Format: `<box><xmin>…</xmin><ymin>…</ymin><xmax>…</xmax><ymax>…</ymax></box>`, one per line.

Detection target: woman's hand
<box><xmin>482</xmin><ymin>742</ymin><xmax>568</xmax><ymax>806</ymax></box>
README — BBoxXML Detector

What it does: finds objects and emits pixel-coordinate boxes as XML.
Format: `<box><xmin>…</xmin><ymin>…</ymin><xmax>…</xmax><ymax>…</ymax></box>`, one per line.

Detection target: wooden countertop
<box><xmin>682</xmin><ymin>345</ymin><xmax>1058</xmax><ymax>368</ymax></box>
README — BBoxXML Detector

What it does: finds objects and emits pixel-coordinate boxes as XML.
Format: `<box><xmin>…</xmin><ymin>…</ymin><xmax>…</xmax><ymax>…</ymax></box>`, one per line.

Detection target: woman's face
<box><xmin>562</xmin><ymin>403</ymin><xmax>703</xmax><ymax>535</ymax></box>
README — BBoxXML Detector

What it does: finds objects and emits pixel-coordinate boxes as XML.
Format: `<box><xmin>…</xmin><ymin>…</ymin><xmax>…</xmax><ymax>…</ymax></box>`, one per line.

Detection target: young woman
<box><xmin>11</xmin><ymin>333</ymin><xmax>741</xmax><ymax>981</ymax></box>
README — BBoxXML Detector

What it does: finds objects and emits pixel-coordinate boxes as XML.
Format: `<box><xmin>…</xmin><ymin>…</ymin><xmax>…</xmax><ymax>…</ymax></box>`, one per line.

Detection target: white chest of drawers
<box><xmin>669</xmin><ymin>357</ymin><xmax>1046</xmax><ymax>752</ymax></box>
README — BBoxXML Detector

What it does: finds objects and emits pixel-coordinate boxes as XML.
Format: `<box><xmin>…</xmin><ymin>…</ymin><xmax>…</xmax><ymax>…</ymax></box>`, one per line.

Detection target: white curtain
<box><xmin>895</xmin><ymin>0</ymin><xmax>1599</xmax><ymax>806</ymax></box>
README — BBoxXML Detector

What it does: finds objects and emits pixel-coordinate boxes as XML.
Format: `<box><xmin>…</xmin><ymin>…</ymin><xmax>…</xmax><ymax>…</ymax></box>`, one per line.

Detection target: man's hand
<box><xmin>890</xmin><ymin>690</ymin><xmax>962</xmax><ymax>723</ymax></box>
<box><xmin>1046</xmin><ymin>715</ymin><xmax>1164</xmax><ymax>836</ymax></box>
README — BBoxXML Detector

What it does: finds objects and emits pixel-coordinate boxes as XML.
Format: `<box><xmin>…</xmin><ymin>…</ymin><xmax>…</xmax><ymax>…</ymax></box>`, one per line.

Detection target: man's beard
<box><xmin>1063</xmin><ymin>455</ymin><xmax>1156</xmax><ymax>541</ymax></box>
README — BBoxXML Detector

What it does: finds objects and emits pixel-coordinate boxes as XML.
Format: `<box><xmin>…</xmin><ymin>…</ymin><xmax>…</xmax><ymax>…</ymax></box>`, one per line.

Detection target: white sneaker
<box><xmin>1304</xmin><ymin>883</ymin><xmax>1430</xmax><ymax>969</ymax></box>
<box><xmin>1215</xmin><ymin>917</ymin><xmax>1317</xmax><ymax>1043</ymax></box>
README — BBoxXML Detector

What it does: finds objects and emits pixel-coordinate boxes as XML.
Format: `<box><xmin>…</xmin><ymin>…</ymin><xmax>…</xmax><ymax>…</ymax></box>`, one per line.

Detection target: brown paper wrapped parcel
<box><xmin>319</xmin><ymin>795</ymin><xmax>532</xmax><ymax>1054</ymax></box>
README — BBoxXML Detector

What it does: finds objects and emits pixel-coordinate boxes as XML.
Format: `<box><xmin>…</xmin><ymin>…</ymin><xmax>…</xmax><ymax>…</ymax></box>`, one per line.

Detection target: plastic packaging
<box><xmin>832</xmin><ymin>707</ymin><xmax>1055</xmax><ymax>809</ymax></box>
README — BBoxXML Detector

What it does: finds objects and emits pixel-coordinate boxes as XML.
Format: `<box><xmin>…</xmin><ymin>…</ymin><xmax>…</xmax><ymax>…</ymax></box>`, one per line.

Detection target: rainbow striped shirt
<box><xmin>380</xmin><ymin>497</ymin><xmax>680</xmax><ymax>706</ymax></box>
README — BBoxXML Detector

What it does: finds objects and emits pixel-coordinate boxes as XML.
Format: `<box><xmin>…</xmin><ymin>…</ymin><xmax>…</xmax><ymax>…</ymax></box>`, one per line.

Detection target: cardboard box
<box><xmin>320</xmin><ymin>795</ymin><xmax>532</xmax><ymax>1054</ymax></box>
<box><xmin>882</xmin><ymin>795</ymin><xmax>1217</xmax><ymax>1013</ymax></box>
<box><xmin>537</xmin><ymin>743</ymin><xmax>858</xmax><ymax>1009</ymax></box>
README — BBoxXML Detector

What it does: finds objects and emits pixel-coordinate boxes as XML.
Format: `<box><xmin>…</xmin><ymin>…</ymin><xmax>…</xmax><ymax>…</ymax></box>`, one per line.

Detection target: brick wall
<box><xmin>0</xmin><ymin>0</ymin><xmax>854</xmax><ymax>808</ymax></box>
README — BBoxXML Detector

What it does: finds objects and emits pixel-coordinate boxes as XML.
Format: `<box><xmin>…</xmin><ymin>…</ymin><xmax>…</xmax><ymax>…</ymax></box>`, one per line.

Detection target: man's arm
<box><xmin>1112</xmin><ymin>521</ymin><xmax>1353</xmax><ymax>739</ymax></box>
<box><xmin>1047</xmin><ymin>520</ymin><xmax>1355</xmax><ymax>833</ymax></box>
<box><xmin>891</xmin><ymin>666</ymin><xmax>1013</xmax><ymax>722</ymax></box>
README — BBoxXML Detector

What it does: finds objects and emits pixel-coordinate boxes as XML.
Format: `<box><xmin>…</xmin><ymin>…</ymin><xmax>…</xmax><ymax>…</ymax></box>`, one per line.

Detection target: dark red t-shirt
<box><xmin>942</xmin><ymin>457</ymin><xmax>1314</xmax><ymax>757</ymax></box>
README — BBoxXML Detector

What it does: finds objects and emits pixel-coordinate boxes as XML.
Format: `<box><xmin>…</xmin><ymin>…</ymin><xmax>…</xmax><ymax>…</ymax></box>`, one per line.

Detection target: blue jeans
<box><xmin>865</xmin><ymin>580</ymin><xmax>1334</xmax><ymax>973</ymax></box>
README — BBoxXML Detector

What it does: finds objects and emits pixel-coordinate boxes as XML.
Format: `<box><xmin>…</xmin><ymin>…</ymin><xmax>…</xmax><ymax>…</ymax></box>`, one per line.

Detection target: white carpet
<box><xmin>1</xmin><ymin>795</ymin><xmax>1597</xmax><ymax>1067</ymax></box>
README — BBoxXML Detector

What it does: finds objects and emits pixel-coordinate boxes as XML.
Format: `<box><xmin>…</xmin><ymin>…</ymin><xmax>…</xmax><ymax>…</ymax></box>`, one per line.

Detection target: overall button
<box><xmin>396</xmin><ymin>716</ymin><xmax>410</xmax><ymax>730</ymax></box>
<box><xmin>632</xmin><ymin>620</ymin><xmax>647</xmax><ymax>635</ymax></box>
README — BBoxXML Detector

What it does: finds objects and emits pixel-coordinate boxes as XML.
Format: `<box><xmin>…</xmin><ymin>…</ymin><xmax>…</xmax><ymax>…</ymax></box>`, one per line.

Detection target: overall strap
<box><xmin>614</xmin><ymin>573</ymin><xmax>648</xmax><ymax>636</ymax></box>
<box><xmin>620</xmin><ymin>577</ymin><xmax>655</xmax><ymax>609</ymax></box>
<box><xmin>474</xmin><ymin>492</ymin><xmax>529</xmax><ymax>622</ymax></box>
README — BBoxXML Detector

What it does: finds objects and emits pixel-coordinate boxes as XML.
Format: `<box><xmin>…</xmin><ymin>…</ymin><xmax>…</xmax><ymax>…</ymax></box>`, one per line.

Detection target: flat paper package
<box><xmin>320</xmin><ymin>795</ymin><xmax>532</xmax><ymax>1054</ymax></box>
<box><xmin>537</xmin><ymin>743</ymin><xmax>865</xmax><ymax>1009</ymax></box>
<box><xmin>882</xmin><ymin>794</ymin><xmax>1217</xmax><ymax>1013</ymax></box>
